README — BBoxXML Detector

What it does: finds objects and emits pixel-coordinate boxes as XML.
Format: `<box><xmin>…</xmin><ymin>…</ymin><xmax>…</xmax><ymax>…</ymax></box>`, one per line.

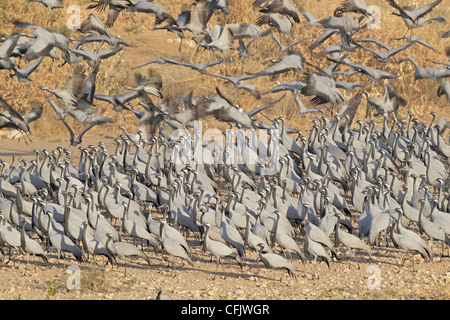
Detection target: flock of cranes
<box><xmin>0</xmin><ymin>0</ymin><xmax>449</xmax><ymax>282</ymax></box>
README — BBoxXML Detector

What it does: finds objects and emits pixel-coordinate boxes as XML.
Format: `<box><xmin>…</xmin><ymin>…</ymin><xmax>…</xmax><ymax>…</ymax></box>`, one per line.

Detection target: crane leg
<box><xmin>62</xmin><ymin>252</ymin><xmax>67</xmax><ymax>269</ymax></box>
<box><xmin>166</xmin><ymin>258</ymin><xmax>172</xmax><ymax>275</ymax></box>
<box><xmin>248</xmin><ymin>255</ymin><xmax>260</xmax><ymax>271</ymax></box>
<box><xmin>278</xmin><ymin>272</ymin><xmax>284</xmax><ymax>283</ymax></box>
<box><xmin>46</xmin><ymin>12</ymin><xmax>55</xmax><ymax>28</ymax></box>
<box><xmin>346</xmin><ymin>251</ymin><xmax>351</xmax><ymax>269</ymax></box>
<box><xmin>384</xmin><ymin>230</ymin><xmax>389</xmax><ymax>247</ymax></box>
<box><xmin>33</xmin><ymin>254</ymin><xmax>38</xmax><ymax>273</ymax></box>
<box><xmin>254</xmin><ymin>256</ymin><xmax>260</xmax><ymax>273</ymax></box>
<box><xmin>6</xmin><ymin>247</ymin><xmax>13</xmax><ymax>266</ymax></box>
<box><xmin>314</xmin><ymin>258</ymin><xmax>319</xmax><ymax>279</ymax></box>
<box><xmin>23</xmin><ymin>254</ymin><xmax>29</xmax><ymax>276</ymax></box>
<box><xmin>171</xmin><ymin>258</ymin><xmax>178</xmax><ymax>277</ymax></box>
<box><xmin>212</xmin><ymin>259</ymin><xmax>220</xmax><ymax>280</ymax></box>
<box><xmin>400</xmin><ymin>253</ymin><xmax>406</xmax><ymax>267</ymax></box>
<box><xmin>401</xmin><ymin>27</ymin><xmax>409</xmax><ymax>39</ymax></box>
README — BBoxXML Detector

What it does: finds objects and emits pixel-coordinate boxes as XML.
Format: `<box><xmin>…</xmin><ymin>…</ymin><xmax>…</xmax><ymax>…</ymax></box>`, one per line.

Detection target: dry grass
<box><xmin>0</xmin><ymin>0</ymin><xmax>449</xmax><ymax>141</ymax></box>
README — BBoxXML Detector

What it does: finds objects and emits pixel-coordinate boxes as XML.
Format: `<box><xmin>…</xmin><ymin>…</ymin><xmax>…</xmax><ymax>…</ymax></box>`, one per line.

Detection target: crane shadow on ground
<box><xmin>1</xmin><ymin>252</ymin><xmax>75</xmax><ymax>273</ymax></box>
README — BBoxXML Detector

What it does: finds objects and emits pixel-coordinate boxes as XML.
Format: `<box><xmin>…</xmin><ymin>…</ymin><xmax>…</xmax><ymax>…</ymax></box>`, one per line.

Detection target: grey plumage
<box><xmin>159</xmin><ymin>218</ymin><xmax>191</xmax><ymax>256</ymax></box>
<box><xmin>9</xmin><ymin>56</ymin><xmax>44</xmax><ymax>82</ymax></box>
<box><xmin>356</xmin><ymin>42</ymin><xmax>414</xmax><ymax>63</ymax></box>
<box><xmin>299</xmin><ymin>7</ymin><xmax>321</xmax><ymax>26</ymax></box>
<box><xmin>270</xmin><ymin>32</ymin><xmax>306</xmax><ymax>53</ymax></box>
<box><xmin>155</xmin><ymin>287</ymin><xmax>173</xmax><ymax>300</ymax></box>
<box><xmin>58</xmin><ymin>116</ymin><xmax>112</xmax><ymax>147</ymax></box>
<box><xmin>81</xmin><ymin>221</ymin><xmax>114</xmax><ymax>264</ymax></box>
<box><xmin>304</xmin><ymin>214</ymin><xmax>339</xmax><ymax>260</ymax></box>
<box><xmin>391</xmin><ymin>209</ymin><xmax>432</xmax><ymax>269</ymax></box>
<box><xmin>87</xmin><ymin>0</ymin><xmax>134</xmax><ymax>28</ymax></box>
<box><xmin>259</xmin><ymin>0</ymin><xmax>300</xmax><ymax>23</ymax></box>
<box><xmin>40</xmin><ymin>65</ymin><xmax>85</xmax><ymax>107</ymax></box>
<box><xmin>251</xmin><ymin>51</ymin><xmax>304</xmax><ymax>78</ymax></box>
<box><xmin>68</xmin><ymin>46</ymin><xmax>124</xmax><ymax>68</ymax></box>
<box><xmin>437</xmin><ymin>80</ymin><xmax>450</xmax><ymax>102</ymax></box>
<box><xmin>300</xmin><ymin>73</ymin><xmax>345</xmax><ymax>112</ymax></box>
<box><xmin>335</xmin><ymin>214</ymin><xmax>372</xmax><ymax>259</ymax></box>
<box><xmin>273</xmin><ymin>210</ymin><xmax>306</xmax><ymax>262</ymax></box>
<box><xmin>331</xmin><ymin>57</ymin><xmax>398</xmax><ymax>82</ymax></box>
<box><xmin>160</xmin><ymin>220</ymin><xmax>194</xmax><ymax>268</ymax></box>
<box><xmin>134</xmin><ymin>56</ymin><xmax>224</xmax><ymax>73</ymax></box>
<box><xmin>204</xmin><ymin>223</ymin><xmax>243</xmax><ymax>269</ymax></box>
<box><xmin>399</xmin><ymin>57</ymin><xmax>450</xmax><ymax>80</ymax></box>
<box><xmin>363</xmin><ymin>83</ymin><xmax>407</xmax><ymax>118</ymax></box>
<box><xmin>13</xmin><ymin>21</ymin><xmax>70</xmax><ymax>61</ymax></box>
<box><xmin>105</xmin><ymin>232</ymin><xmax>151</xmax><ymax>266</ymax></box>
<box><xmin>334</xmin><ymin>0</ymin><xmax>371</xmax><ymax>17</ymax></box>
<box><xmin>244</xmin><ymin>212</ymin><xmax>272</xmax><ymax>253</ymax></box>
<box><xmin>130</xmin><ymin>0</ymin><xmax>169</xmax><ymax>24</ymax></box>
<box><xmin>122</xmin><ymin>202</ymin><xmax>160</xmax><ymax>252</ymax></box>
<box><xmin>418</xmin><ymin>199</ymin><xmax>450</xmax><ymax>248</ymax></box>
<box><xmin>203</xmin><ymin>73</ymin><xmax>261</xmax><ymax>99</ymax></box>
<box><xmin>256</xmin><ymin>243</ymin><xmax>296</xmax><ymax>280</ymax></box>
<box><xmin>0</xmin><ymin>97</ymin><xmax>43</xmax><ymax>142</ymax></box>
<box><xmin>392</xmin><ymin>35</ymin><xmax>439</xmax><ymax>52</ymax></box>
<box><xmin>256</xmin><ymin>13</ymin><xmax>294</xmax><ymax>36</ymax></box>
<box><xmin>0</xmin><ymin>214</ymin><xmax>22</xmax><ymax>259</ymax></box>
<box><xmin>386</xmin><ymin>0</ymin><xmax>443</xmax><ymax>23</ymax></box>
<box><xmin>304</xmin><ymin>218</ymin><xmax>331</xmax><ymax>268</ymax></box>
<box><xmin>45</xmin><ymin>211</ymin><xmax>84</xmax><ymax>263</ymax></box>
<box><xmin>28</xmin><ymin>0</ymin><xmax>63</xmax><ymax>15</ymax></box>
<box><xmin>77</xmin><ymin>13</ymin><xmax>110</xmax><ymax>39</ymax></box>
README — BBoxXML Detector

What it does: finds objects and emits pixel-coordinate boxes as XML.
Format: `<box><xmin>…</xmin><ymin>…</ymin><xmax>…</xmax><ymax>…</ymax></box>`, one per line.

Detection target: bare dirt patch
<box><xmin>0</xmin><ymin>0</ymin><xmax>449</xmax><ymax>302</ymax></box>
<box><xmin>1</xmin><ymin>231</ymin><xmax>449</xmax><ymax>300</ymax></box>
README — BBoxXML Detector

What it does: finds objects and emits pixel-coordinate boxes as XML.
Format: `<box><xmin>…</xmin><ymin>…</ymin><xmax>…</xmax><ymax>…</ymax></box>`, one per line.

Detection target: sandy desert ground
<box><xmin>0</xmin><ymin>0</ymin><xmax>449</xmax><ymax>302</ymax></box>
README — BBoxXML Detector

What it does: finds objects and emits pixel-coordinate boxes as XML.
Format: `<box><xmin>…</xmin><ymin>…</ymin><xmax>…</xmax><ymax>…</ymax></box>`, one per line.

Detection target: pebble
<box><xmin>305</xmin><ymin>273</ymin><xmax>314</xmax><ymax>280</ymax></box>
<box><xmin>0</xmin><ymin>235</ymin><xmax>448</xmax><ymax>300</ymax></box>
<box><xmin>192</xmin><ymin>292</ymin><xmax>202</xmax><ymax>299</ymax></box>
<box><xmin>235</xmin><ymin>289</ymin><xmax>244</xmax><ymax>296</ymax></box>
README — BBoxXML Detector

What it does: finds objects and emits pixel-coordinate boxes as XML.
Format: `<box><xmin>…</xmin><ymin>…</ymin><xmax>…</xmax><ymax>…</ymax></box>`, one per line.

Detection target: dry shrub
<box><xmin>80</xmin><ymin>265</ymin><xmax>111</xmax><ymax>293</ymax></box>
<box><xmin>0</xmin><ymin>0</ymin><xmax>449</xmax><ymax>141</ymax></box>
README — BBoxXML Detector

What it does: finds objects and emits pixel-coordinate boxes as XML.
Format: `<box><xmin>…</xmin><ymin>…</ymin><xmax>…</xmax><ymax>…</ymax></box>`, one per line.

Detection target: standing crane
<box><xmin>203</xmin><ymin>223</ymin><xmax>243</xmax><ymax>279</ymax></box>
<box><xmin>20</xmin><ymin>218</ymin><xmax>49</xmax><ymax>273</ymax></box>
<box><xmin>256</xmin><ymin>243</ymin><xmax>296</xmax><ymax>281</ymax></box>
<box><xmin>105</xmin><ymin>232</ymin><xmax>151</xmax><ymax>277</ymax></box>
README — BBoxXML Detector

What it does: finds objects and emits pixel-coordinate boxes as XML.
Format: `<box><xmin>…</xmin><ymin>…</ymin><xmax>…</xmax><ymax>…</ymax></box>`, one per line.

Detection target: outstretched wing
<box><xmin>133</xmin><ymin>57</ymin><xmax>167</xmax><ymax>69</ymax></box>
<box><xmin>336</xmin><ymin>91</ymin><xmax>363</xmax><ymax>132</ymax></box>
<box><xmin>246</xmin><ymin>94</ymin><xmax>285</xmax><ymax>117</ymax></box>
<box><xmin>82</xmin><ymin>63</ymin><xmax>101</xmax><ymax>103</ymax></box>
<box><xmin>76</xmin><ymin>118</ymin><xmax>111</xmax><ymax>144</ymax></box>
<box><xmin>60</xmin><ymin>118</ymin><xmax>75</xmax><ymax>145</ymax></box>
<box><xmin>63</xmin><ymin>65</ymin><xmax>86</xmax><ymax>101</ymax></box>
<box><xmin>0</xmin><ymin>96</ymin><xmax>24</xmax><ymax>121</ymax></box>
<box><xmin>47</xmin><ymin>97</ymin><xmax>67</xmax><ymax>120</ymax></box>
<box><xmin>215</xmin><ymin>87</ymin><xmax>239</xmax><ymax>109</ymax></box>
<box><xmin>23</xmin><ymin>102</ymin><xmax>43</xmax><ymax>123</ymax></box>
<box><xmin>386</xmin><ymin>0</ymin><xmax>413</xmax><ymax>20</ymax></box>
